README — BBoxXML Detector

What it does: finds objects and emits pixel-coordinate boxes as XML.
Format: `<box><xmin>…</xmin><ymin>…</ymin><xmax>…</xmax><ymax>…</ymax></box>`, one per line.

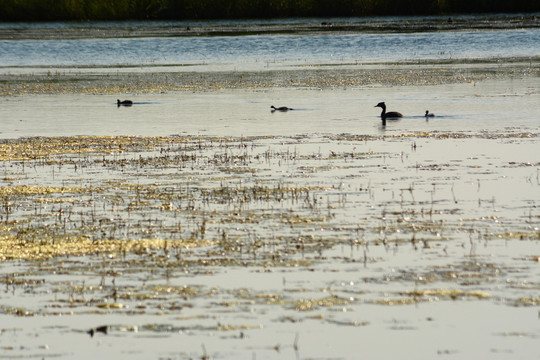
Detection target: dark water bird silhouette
<box><xmin>117</xmin><ymin>99</ymin><xmax>133</xmax><ymax>107</ymax></box>
<box><xmin>425</xmin><ymin>110</ymin><xmax>435</xmax><ymax>117</ymax></box>
<box><xmin>375</xmin><ymin>102</ymin><xmax>402</xmax><ymax>125</ymax></box>
<box><xmin>87</xmin><ymin>325</ymin><xmax>108</xmax><ymax>337</ymax></box>
<box><xmin>271</xmin><ymin>105</ymin><xmax>293</xmax><ymax>112</ymax></box>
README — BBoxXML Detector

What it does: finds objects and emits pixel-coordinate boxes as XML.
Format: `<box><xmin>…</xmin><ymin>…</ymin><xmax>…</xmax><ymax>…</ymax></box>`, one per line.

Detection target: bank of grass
<box><xmin>0</xmin><ymin>0</ymin><xmax>538</xmax><ymax>21</ymax></box>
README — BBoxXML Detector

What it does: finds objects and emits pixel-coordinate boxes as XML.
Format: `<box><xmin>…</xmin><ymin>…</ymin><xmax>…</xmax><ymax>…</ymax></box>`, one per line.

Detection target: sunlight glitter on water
<box><xmin>0</xmin><ymin>16</ymin><xmax>539</xmax><ymax>360</ymax></box>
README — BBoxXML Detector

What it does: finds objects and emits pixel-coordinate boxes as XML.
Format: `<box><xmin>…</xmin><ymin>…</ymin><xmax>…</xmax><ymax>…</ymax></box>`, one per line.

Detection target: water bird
<box><xmin>117</xmin><ymin>99</ymin><xmax>133</xmax><ymax>107</ymax></box>
<box><xmin>425</xmin><ymin>110</ymin><xmax>435</xmax><ymax>117</ymax></box>
<box><xmin>375</xmin><ymin>102</ymin><xmax>402</xmax><ymax>124</ymax></box>
<box><xmin>87</xmin><ymin>325</ymin><xmax>108</xmax><ymax>337</ymax></box>
<box><xmin>271</xmin><ymin>105</ymin><xmax>293</xmax><ymax>112</ymax></box>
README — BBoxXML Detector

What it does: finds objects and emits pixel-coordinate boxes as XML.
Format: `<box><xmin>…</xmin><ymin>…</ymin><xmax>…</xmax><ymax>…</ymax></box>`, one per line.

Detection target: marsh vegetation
<box><xmin>0</xmin><ymin>129</ymin><xmax>538</xmax><ymax>358</ymax></box>
<box><xmin>0</xmin><ymin>15</ymin><xmax>539</xmax><ymax>360</ymax></box>
<box><xmin>0</xmin><ymin>0</ymin><xmax>539</xmax><ymax>21</ymax></box>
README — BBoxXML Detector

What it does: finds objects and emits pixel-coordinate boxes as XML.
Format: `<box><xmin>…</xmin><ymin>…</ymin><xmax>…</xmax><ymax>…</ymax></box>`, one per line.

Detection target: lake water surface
<box><xmin>1</xmin><ymin>15</ymin><xmax>540</xmax><ymax>70</ymax></box>
<box><xmin>1</xmin><ymin>28</ymin><xmax>539</xmax><ymax>68</ymax></box>
<box><xmin>0</xmin><ymin>15</ymin><xmax>539</xmax><ymax>360</ymax></box>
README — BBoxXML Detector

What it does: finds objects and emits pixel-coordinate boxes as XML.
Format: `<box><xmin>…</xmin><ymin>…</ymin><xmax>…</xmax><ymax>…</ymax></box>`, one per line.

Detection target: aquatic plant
<box><xmin>2</xmin><ymin>60</ymin><xmax>538</xmax><ymax>96</ymax></box>
<box><xmin>0</xmin><ymin>131</ymin><xmax>537</xmax><ymax>358</ymax></box>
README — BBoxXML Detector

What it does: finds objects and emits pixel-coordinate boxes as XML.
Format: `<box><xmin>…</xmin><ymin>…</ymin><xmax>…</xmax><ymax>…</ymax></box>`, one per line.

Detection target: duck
<box><xmin>117</xmin><ymin>99</ymin><xmax>133</xmax><ymax>106</ymax></box>
<box><xmin>271</xmin><ymin>105</ymin><xmax>293</xmax><ymax>112</ymax></box>
<box><xmin>425</xmin><ymin>110</ymin><xmax>435</xmax><ymax>117</ymax></box>
<box><xmin>375</xmin><ymin>102</ymin><xmax>402</xmax><ymax>121</ymax></box>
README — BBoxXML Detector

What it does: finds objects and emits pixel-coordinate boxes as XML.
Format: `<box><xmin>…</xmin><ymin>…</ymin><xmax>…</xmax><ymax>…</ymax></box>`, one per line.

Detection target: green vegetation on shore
<box><xmin>0</xmin><ymin>0</ymin><xmax>538</xmax><ymax>21</ymax></box>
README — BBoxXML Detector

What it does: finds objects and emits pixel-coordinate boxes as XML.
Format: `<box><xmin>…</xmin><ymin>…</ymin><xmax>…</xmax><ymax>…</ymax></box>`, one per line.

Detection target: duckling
<box><xmin>271</xmin><ymin>105</ymin><xmax>293</xmax><ymax>112</ymax></box>
<box><xmin>117</xmin><ymin>99</ymin><xmax>133</xmax><ymax>107</ymax></box>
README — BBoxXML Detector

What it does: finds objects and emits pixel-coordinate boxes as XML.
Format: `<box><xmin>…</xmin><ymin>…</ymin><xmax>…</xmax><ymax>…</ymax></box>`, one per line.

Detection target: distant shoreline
<box><xmin>1</xmin><ymin>15</ymin><xmax>539</xmax><ymax>41</ymax></box>
<box><xmin>0</xmin><ymin>0</ymin><xmax>539</xmax><ymax>22</ymax></box>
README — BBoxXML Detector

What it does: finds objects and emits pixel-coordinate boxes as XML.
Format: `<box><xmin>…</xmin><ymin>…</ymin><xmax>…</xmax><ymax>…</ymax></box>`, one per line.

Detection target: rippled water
<box><xmin>1</xmin><ymin>19</ymin><xmax>539</xmax><ymax>69</ymax></box>
<box><xmin>0</xmin><ymin>16</ymin><xmax>539</xmax><ymax>360</ymax></box>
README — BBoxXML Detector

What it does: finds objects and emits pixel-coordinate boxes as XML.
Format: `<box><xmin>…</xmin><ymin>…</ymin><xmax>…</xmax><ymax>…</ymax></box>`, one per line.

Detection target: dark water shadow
<box><xmin>386</xmin><ymin>115</ymin><xmax>458</xmax><ymax>120</ymax></box>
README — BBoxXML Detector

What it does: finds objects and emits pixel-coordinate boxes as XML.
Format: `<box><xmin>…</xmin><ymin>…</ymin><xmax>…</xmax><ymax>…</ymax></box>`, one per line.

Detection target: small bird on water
<box><xmin>117</xmin><ymin>99</ymin><xmax>133</xmax><ymax>107</ymax></box>
<box><xmin>425</xmin><ymin>110</ymin><xmax>435</xmax><ymax>117</ymax></box>
<box><xmin>375</xmin><ymin>102</ymin><xmax>402</xmax><ymax>125</ymax></box>
<box><xmin>271</xmin><ymin>105</ymin><xmax>293</xmax><ymax>112</ymax></box>
<box><xmin>87</xmin><ymin>325</ymin><xmax>108</xmax><ymax>337</ymax></box>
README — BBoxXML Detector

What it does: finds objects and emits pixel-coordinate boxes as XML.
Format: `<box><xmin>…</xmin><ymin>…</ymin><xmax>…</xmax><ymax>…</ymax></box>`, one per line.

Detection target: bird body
<box><xmin>375</xmin><ymin>102</ymin><xmax>402</xmax><ymax>121</ymax></box>
<box><xmin>117</xmin><ymin>99</ymin><xmax>133</xmax><ymax>106</ymax></box>
<box><xmin>271</xmin><ymin>105</ymin><xmax>292</xmax><ymax>112</ymax></box>
<box><xmin>425</xmin><ymin>110</ymin><xmax>435</xmax><ymax>117</ymax></box>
